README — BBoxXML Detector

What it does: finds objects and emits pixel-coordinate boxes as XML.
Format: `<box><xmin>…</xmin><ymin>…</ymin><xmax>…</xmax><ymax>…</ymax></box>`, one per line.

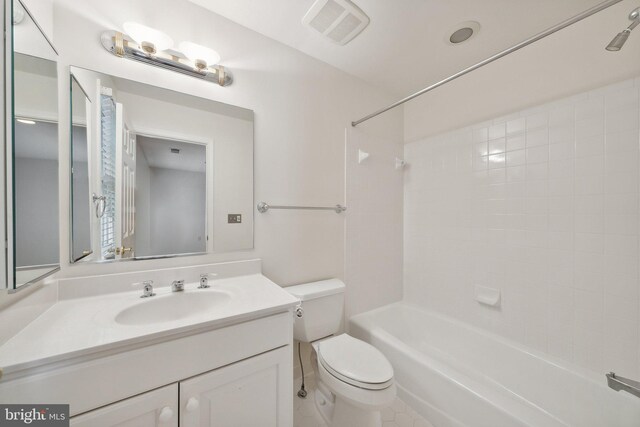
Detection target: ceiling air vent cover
<box><xmin>303</xmin><ymin>0</ymin><xmax>370</xmax><ymax>45</ymax></box>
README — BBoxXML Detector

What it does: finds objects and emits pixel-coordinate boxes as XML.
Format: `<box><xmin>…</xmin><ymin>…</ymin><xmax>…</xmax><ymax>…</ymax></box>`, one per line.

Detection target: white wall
<box><xmin>135</xmin><ymin>143</ymin><xmax>151</xmax><ymax>256</ymax></box>
<box><xmin>404</xmin><ymin>75</ymin><xmax>640</xmax><ymax>378</ymax></box>
<box><xmin>71</xmin><ymin>159</ymin><xmax>90</xmax><ymax>260</ymax></box>
<box><xmin>148</xmin><ymin>167</ymin><xmax>206</xmax><ymax>256</ymax></box>
<box><xmin>49</xmin><ymin>0</ymin><xmax>403</xmax><ymax>308</ymax></box>
<box><xmin>14</xmin><ymin>157</ymin><xmax>58</xmax><ymax>266</ymax></box>
<box><xmin>345</xmin><ymin>124</ymin><xmax>404</xmax><ymax>320</ymax></box>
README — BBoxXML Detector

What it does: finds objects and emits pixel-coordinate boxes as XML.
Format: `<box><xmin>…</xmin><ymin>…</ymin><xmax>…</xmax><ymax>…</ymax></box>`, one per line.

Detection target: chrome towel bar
<box><xmin>257</xmin><ymin>202</ymin><xmax>346</xmax><ymax>214</ymax></box>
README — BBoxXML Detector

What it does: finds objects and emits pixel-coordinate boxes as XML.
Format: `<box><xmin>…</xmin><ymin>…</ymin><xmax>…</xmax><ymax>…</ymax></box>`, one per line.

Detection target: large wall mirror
<box><xmin>69</xmin><ymin>67</ymin><xmax>254</xmax><ymax>263</ymax></box>
<box><xmin>8</xmin><ymin>0</ymin><xmax>59</xmax><ymax>289</ymax></box>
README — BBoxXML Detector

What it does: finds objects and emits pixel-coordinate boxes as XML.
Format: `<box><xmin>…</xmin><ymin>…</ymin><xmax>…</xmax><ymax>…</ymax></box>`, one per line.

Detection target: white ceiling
<box><xmin>188</xmin><ymin>0</ymin><xmax>607</xmax><ymax>96</ymax></box>
<box><xmin>138</xmin><ymin>135</ymin><xmax>206</xmax><ymax>173</ymax></box>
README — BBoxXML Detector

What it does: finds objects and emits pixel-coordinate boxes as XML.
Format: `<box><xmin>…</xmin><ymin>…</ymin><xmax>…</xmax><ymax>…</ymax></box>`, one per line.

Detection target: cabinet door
<box><xmin>71</xmin><ymin>384</ymin><xmax>178</xmax><ymax>427</ymax></box>
<box><xmin>180</xmin><ymin>346</ymin><xmax>293</xmax><ymax>427</ymax></box>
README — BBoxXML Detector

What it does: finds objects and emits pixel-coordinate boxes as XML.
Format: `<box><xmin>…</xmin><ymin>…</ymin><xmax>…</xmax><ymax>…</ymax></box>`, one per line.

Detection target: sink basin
<box><xmin>115</xmin><ymin>291</ymin><xmax>231</xmax><ymax>326</ymax></box>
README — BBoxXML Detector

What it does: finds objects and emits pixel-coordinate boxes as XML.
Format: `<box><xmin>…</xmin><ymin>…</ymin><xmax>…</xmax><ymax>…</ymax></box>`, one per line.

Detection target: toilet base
<box><xmin>315</xmin><ymin>384</ymin><xmax>383</xmax><ymax>427</ymax></box>
<box><xmin>332</xmin><ymin>397</ymin><xmax>382</xmax><ymax>427</ymax></box>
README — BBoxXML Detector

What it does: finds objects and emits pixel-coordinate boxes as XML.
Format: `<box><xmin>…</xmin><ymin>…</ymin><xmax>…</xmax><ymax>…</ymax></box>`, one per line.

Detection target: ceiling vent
<box><xmin>302</xmin><ymin>0</ymin><xmax>370</xmax><ymax>46</ymax></box>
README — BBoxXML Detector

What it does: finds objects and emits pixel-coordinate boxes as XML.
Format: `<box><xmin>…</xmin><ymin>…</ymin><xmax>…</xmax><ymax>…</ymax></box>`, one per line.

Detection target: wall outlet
<box><xmin>228</xmin><ymin>214</ymin><xmax>242</xmax><ymax>224</ymax></box>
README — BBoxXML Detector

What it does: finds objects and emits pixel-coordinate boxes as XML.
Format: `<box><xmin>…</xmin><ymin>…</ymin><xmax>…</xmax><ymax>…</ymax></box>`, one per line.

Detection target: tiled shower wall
<box><xmin>404</xmin><ymin>76</ymin><xmax>640</xmax><ymax>377</ymax></box>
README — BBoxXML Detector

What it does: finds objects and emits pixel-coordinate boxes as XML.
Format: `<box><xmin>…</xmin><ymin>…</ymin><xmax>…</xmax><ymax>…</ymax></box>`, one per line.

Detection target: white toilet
<box><xmin>287</xmin><ymin>279</ymin><xmax>396</xmax><ymax>427</ymax></box>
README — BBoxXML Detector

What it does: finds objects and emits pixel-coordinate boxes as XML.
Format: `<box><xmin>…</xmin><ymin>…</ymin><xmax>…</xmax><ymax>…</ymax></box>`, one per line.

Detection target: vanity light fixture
<box><xmin>101</xmin><ymin>27</ymin><xmax>232</xmax><ymax>87</ymax></box>
<box><xmin>122</xmin><ymin>22</ymin><xmax>174</xmax><ymax>54</ymax></box>
<box><xmin>179</xmin><ymin>41</ymin><xmax>221</xmax><ymax>70</ymax></box>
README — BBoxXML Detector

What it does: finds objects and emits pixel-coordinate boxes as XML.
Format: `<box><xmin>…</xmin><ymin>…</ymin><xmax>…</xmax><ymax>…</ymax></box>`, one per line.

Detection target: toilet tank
<box><xmin>286</xmin><ymin>279</ymin><xmax>345</xmax><ymax>342</ymax></box>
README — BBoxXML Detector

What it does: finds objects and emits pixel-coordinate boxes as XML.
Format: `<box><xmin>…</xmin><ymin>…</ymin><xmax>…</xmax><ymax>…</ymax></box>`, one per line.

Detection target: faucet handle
<box><xmin>199</xmin><ymin>273</ymin><xmax>218</xmax><ymax>289</ymax></box>
<box><xmin>171</xmin><ymin>280</ymin><xmax>185</xmax><ymax>292</ymax></box>
<box><xmin>132</xmin><ymin>280</ymin><xmax>155</xmax><ymax>298</ymax></box>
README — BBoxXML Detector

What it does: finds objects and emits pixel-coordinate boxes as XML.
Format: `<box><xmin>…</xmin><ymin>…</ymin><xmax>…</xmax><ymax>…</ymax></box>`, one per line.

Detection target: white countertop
<box><xmin>0</xmin><ymin>274</ymin><xmax>299</xmax><ymax>378</ymax></box>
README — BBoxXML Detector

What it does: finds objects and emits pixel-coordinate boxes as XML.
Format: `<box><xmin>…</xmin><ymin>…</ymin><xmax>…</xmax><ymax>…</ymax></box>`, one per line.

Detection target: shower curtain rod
<box><xmin>351</xmin><ymin>0</ymin><xmax>623</xmax><ymax>127</ymax></box>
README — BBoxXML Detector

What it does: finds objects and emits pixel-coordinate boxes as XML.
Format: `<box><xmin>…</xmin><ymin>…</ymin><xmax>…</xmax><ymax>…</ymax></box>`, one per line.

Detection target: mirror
<box><xmin>10</xmin><ymin>0</ymin><xmax>59</xmax><ymax>288</ymax></box>
<box><xmin>70</xmin><ymin>76</ymin><xmax>92</xmax><ymax>262</ymax></box>
<box><xmin>69</xmin><ymin>67</ymin><xmax>254</xmax><ymax>263</ymax></box>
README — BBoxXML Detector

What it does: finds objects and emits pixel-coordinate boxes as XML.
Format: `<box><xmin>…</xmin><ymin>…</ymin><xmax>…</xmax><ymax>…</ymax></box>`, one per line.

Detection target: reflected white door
<box><xmin>114</xmin><ymin>102</ymin><xmax>136</xmax><ymax>259</ymax></box>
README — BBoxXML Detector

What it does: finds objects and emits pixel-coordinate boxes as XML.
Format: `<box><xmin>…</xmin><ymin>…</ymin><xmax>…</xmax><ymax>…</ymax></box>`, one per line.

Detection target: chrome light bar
<box><xmin>100</xmin><ymin>31</ymin><xmax>233</xmax><ymax>87</ymax></box>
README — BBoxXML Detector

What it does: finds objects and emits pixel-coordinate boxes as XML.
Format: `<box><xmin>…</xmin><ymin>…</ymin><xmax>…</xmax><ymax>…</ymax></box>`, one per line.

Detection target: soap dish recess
<box><xmin>475</xmin><ymin>285</ymin><xmax>500</xmax><ymax>307</ymax></box>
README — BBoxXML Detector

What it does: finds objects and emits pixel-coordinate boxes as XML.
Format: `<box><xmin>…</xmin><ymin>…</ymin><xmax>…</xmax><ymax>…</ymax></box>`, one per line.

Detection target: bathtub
<box><xmin>349</xmin><ymin>302</ymin><xmax>640</xmax><ymax>427</ymax></box>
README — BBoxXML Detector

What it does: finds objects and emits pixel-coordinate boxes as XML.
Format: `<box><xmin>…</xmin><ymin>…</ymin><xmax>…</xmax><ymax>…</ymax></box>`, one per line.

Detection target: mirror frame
<box><xmin>6</xmin><ymin>0</ymin><xmax>60</xmax><ymax>291</ymax></box>
<box><xmin>69</xmin><ymin>74</ymin><xmax>93</xmax><ymax>263</ymax></box>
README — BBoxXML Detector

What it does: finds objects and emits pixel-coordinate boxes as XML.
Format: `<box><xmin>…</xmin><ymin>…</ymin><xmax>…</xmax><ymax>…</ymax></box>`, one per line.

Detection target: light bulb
<box><xmin>123</xmin><ymin>22</ymin><xmax>173</xmax><ymax>53</ymax></box>
<box><xmin>179</xmin><ymin>41</ymin><xmax>221</xmax><ymax>69</ymax></box>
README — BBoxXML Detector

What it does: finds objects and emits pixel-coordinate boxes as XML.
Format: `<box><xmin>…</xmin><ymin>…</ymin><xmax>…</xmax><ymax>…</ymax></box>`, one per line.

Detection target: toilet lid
<box><xmin>318</xmin><ymin>334</ymin><xmax>393</xmax><ymax>390</ymax></box>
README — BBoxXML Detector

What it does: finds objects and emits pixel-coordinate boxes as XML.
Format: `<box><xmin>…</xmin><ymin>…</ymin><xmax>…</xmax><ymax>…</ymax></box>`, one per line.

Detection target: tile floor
<box><xmin>293</xmin><ymin>375</ymin><xmax>434</xmax><ymax>427</ymax></box>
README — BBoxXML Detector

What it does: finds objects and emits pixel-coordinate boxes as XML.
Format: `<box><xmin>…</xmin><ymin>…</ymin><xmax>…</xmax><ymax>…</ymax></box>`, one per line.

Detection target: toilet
<box><xmin>287</xmin><ymin>279</ymin><xmax>396</xmax><ymax>427</ymax></box>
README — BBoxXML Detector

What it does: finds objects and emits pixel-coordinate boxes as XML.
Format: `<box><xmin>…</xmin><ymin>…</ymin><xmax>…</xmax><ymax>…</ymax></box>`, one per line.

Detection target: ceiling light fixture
<box><xmin>100</xmin><ymin>28</ymin><xmax>232</xmax><ymax>87</ymax></box>
<box><xmin>446</xmin><ymin>21</ymin><xmax>480</xmax><ymax>45</ymax></box>
<box><xmin>179</xmin><ymin>41</ymin><xmax>221</xmax><ymax>70</ymax></box>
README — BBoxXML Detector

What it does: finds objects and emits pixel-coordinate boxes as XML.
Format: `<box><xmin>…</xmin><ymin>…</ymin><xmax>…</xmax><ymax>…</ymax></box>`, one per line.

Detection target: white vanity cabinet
<box><xmin>69</xmin><ymin>346</ymin><xmax>291</xmax><ymax>427</ymax></box>
<box><xmin>70</xmin><ymin>384</ymin><xmax>179</xmax><ymax>427</ymax></box>
<box><xmin>0</xmin><ymin>311</ymin><xmax>295</xmax><ymax>427</ymax></box>
<box><xmin>180</xmin><ymin>346</ymin><xmax>292</xmax><ymax>427</ymax></box>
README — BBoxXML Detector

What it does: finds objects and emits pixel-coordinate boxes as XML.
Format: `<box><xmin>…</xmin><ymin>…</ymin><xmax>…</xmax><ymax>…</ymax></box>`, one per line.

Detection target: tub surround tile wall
<box><xmin>404</xmin><ymin>76</ymin><xmax>640</xmax><ymax>378</ymax></box>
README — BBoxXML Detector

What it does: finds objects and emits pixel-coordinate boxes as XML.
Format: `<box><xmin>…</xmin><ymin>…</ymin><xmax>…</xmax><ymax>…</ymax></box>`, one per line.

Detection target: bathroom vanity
<box><xmin>0</xmin><ymin>261</ymin><xmax>298</xmax><ymax>426</ymax></box>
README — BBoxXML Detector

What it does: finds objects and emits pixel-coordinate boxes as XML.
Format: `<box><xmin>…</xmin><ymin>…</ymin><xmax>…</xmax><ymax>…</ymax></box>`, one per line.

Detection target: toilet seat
<box><xmin>317</xmin><ymin>334</ymin><xmax>394</xmax><ymax>390</ymax></box>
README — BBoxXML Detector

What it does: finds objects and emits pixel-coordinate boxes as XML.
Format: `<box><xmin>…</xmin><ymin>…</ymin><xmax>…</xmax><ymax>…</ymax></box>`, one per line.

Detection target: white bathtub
<box><xmin>349</xmin><ymin>302</ymin><xmax>640</xmax><ymax>427</ymax></box>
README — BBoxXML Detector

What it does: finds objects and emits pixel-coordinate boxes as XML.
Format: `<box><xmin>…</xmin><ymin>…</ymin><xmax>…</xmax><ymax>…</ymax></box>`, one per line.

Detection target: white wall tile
<box><xmin>404</xmin><ymin>75</ymin><xmax>640</xmax><ymax>377</ymax></box>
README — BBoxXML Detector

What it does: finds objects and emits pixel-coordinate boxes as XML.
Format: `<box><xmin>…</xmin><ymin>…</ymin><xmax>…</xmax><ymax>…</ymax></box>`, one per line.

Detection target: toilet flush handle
<box><xmin>295</xmin><ymin>304</ymin><xmax>304</xmax><ymax>318</ymax></box>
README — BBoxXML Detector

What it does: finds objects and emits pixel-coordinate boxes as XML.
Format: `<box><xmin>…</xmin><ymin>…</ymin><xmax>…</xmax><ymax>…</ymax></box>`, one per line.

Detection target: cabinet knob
<box><xmin>186</xmin><ymin>397</ymin><xmax>200</xmax><ymax>413</ymax></box>
<box><xmin>158</xmin><ymin>406</ymin><xmax>173</xmax><ymax>422</ymax></box>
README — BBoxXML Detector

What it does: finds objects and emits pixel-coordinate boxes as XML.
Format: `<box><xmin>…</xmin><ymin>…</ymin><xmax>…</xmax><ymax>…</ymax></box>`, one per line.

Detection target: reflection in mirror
<box><xmin>11</xmin><ymin>0</ymin><xmax>59</xmax><ymax>288</ymax></box>
<box><xmin>136</xmin><ymin>136</ymin><xmax>206</xmax><ymax>257</ymax></box>
<box><xmin>69</xmin><ymin>67</ymin><xmax>254</xmax><ymax>263</ymax></box>
<box><xmin>71</xmin><ymin>77</ymin><xmax>92</xmax><ymax>262</ymax></box>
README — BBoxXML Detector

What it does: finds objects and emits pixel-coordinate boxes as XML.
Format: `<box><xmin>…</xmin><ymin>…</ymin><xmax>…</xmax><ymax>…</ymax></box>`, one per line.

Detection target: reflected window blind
<box><xmin>100</xmin><ymin>94</ymin><xmax>116</xmax><ymax>258</ymax></box>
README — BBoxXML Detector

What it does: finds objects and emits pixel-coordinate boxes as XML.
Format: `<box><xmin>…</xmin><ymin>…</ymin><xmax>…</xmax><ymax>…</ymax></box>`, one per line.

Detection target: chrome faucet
<box><xmin>199</xmin><ymin>273</ymin><xmax>218</xmax><ymax>289</ymax></box>
<box><xmin>171</xmin><ymin>280</ymin><xmax>185</xmax><ymax>292</ymax></box>
<box><xmin>133</xmin><ymin>280</ymin><xmax>155</xmax><ymax>298</ymax></box>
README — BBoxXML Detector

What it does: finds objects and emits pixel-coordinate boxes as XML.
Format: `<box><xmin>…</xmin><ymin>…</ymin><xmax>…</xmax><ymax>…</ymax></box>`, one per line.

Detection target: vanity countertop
<box><xmin>0</xmin><ymin>274</ymin><xmax>299</xmax><ymax>378</ymax></box>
